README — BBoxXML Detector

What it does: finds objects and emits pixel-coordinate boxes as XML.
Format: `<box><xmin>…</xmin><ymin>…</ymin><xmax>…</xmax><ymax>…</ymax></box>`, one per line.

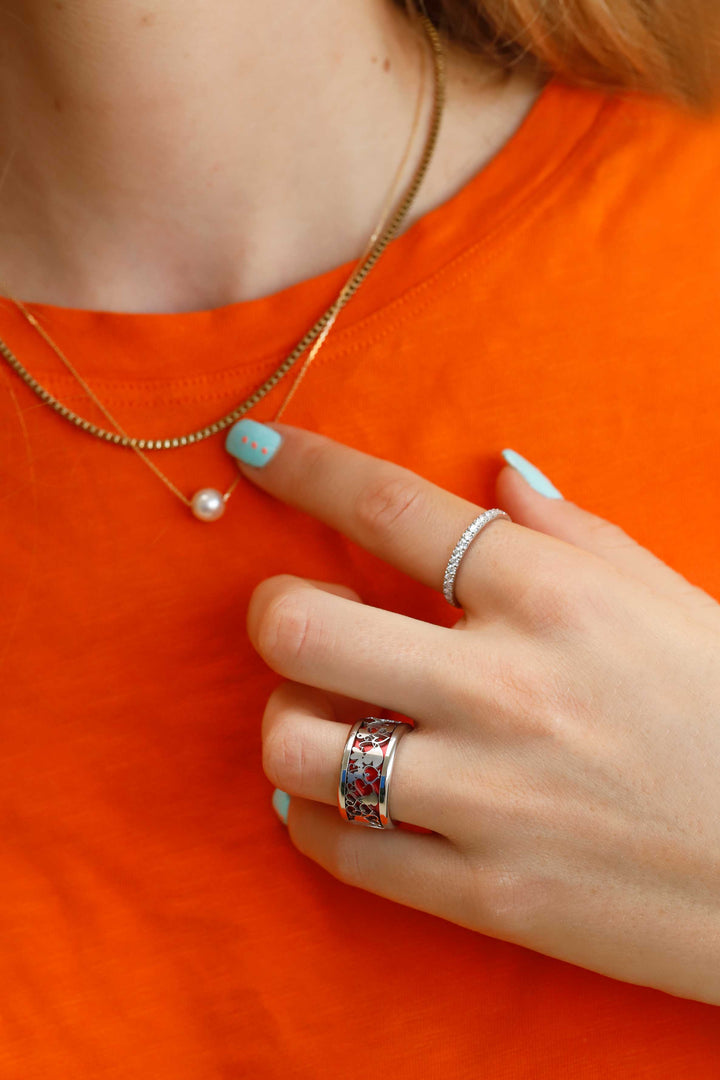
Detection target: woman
<box><xmin>1</xmin><ymin>0</ymin><xmax>720</xmax><ymax>1075</ymax></box>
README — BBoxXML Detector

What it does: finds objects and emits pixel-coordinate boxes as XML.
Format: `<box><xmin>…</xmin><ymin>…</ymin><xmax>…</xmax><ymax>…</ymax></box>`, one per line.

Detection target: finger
<box><xmin>282</xmin><ymin>581</ymin><xmax>394</xmax><ymax>722</ymax></box>
<box><xmin>264</xmin><ymin>680</ymin><xmax>375</xmax><ymax>729</ymax></box>
<box><xmin>263</xmin><ymin>578</ymin><xmax>414</xmax><ymax>722</ymax></box>
<box><xmin>248</xmin><ymin>575</ymin><xmax>478</xmax><ymax>724</ymax></box>
<box><xmin>498</xmin><ymin>460</ymin><xmax>720</xmax><ymax>622</ymax></box>
<box><xmin>262</xmin><ymin>681</ymin><xmax>442</xmax><ymax>833</ymax></box>
<box><xmin>301</xmin><ymin>579</ymin><xmax>362</xmax><ymax>604</ymax></box>
<box><xmin>228</xmin><ymin>421</ymin><xmax>521</xmax><ymax>614</ymax></box>
<box><xmin>286</xmin><ymin>797</ymin><xmax>470</xmax><ymax>925</ymax></box>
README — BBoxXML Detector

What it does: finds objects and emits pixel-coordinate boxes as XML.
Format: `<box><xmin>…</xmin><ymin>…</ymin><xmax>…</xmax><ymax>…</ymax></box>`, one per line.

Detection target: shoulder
<box><xmin>541</xmin><ymin>81</ymin><xmax>720</xmax><ymax>247</ymax></box>
<box><xmin>582</xmin><ymin>84</ymin><xmax>720</xmax><ymax>186</ymax></box>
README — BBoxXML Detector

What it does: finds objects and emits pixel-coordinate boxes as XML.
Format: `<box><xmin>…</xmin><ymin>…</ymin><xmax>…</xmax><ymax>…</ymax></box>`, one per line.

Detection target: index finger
<box><xmin>226</xmin><ymin>419</ymin><xmax>520</xmax><ymax>613</ymax></box>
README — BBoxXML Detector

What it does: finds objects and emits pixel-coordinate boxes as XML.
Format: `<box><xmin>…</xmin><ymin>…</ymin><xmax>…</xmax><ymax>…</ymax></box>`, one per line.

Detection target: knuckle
<box><xmin>486</xmin><ymin>649</ymin><xmax>582</xmax><ymax>743</ymax></box>
<box><xmin>353</xmin><ymin>469</ymin><xmax>424</xmax><ymax>541</ymax></box>
<box><xmin>474</xmin><ymin>864</ymin><xmax>548</xmax><ymax>937</ymax></box>
<box><xmin>299</xmin><ymin>437</ymin><xmax>336</xmax><ymax>488</ymax></box>
<box><xmin>253</xmin><ymin>586</ymin><xmax>316</xmax><ymax>673</ymax></box>
<box><xmin>260</xmin><ymin>682</ymin><xmax>294</xmax><ymax>749</ymax></box>
<box><xmin>330</xmin><ymin>831</ymin><xmax>366</xmax><ymax>889</ymax></box>
<box><xmin>512</xmin><ymin>691</ymin><xmax>570</xmax><ymax>742</ymax></box>
<box><xmin>261</xmin><ymin>717</ymin><xmax>308</xmax><ymax>791</ymax></box>
<box><xmin>585</xmin><ymin>516</ymin><xmax>636</xmax><ymax>554</ymax></box>
<box><xmin>559</xmin><ymin>567</ymin><xmax>618</xmax><ymax>631</ymax></box>
<box><xmin>478</xmin><ymin>865</ymin><xmax>527</xmax><ymax>927</ymax></box>
<box><xmin>514</xmin><ymin>566</ymin><xmax>575</xmax><ymax>634</ymax></box>
<box><xmin>461</xmin><ymin>816</ymin><xmax>554</xmax><ymax>935</ymax></box>
<box><xmin>481</xmin><ymin>652</ymin><xmax>545</xmax><ymax>733</ymax></box>
<box><xmin>515</xmin><ymin>556</ymin><xmax>613</xmax><ymax>637</ymax></box>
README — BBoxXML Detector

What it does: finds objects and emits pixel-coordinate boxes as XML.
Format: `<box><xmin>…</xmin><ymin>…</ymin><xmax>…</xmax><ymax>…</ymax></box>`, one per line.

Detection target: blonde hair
<box><xmin>400</xmin><ymin>0</ymin><xmax>720</xmax><ymax>113</ymax></box>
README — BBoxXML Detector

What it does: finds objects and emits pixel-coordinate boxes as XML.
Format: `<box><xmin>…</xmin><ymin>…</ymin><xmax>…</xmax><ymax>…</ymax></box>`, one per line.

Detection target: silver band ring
<box><xmin>443</xmin><ymin>508</ymin><xmax>512</xmax><ymax>608</ymax></box>
<box><xmin>338</xmin><ymin>717</ymin><xmax>413</xmax><ymax>829</ymax></box>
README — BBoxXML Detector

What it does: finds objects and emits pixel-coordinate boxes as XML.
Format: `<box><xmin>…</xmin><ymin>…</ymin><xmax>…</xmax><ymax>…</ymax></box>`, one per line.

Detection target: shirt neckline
<box><xmin>0</xmin><ymin>74</ymin><xmax>615</xmax><ymax>384</ymax></box>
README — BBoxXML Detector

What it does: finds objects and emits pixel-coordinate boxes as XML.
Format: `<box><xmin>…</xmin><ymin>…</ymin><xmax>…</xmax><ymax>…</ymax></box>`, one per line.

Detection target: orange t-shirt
<box><xmin>2</xmin><ymin>75</ymin><xmax>720</xmax><ymax>1077</ymax></box>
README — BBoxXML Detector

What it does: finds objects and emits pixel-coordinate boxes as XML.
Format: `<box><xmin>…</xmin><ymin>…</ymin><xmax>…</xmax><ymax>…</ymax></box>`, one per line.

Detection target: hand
<box><xmin>231</xmin><ymin>421</ymin><xmax>720</xmax><ymax>1005</ymax></box>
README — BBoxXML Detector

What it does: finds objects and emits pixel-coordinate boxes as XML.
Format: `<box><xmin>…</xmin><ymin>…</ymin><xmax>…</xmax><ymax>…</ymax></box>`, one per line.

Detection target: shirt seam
<box><xmin>20</xmin><ymin>91</ymin><xmax>619</xmax><ymax>406</ymax></box>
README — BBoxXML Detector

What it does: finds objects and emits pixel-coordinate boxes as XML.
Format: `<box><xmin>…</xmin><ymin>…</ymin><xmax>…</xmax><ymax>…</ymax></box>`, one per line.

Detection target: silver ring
<box><xmin>338</xmin><ymin>717</ymin><xmax>413</xmax><ymax>829</ymax></box>
<box><xmin>443</xmin><ymin>508</ymin><xmax>512</xmax><ymax>608</ymax></box>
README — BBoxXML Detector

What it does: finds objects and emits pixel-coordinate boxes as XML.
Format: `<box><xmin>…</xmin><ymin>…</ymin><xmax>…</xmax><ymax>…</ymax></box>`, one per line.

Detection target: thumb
<box><xmin>496</xmin><ymin>448</ymin><xmax>719</xmax><ymax>620</ymax></box>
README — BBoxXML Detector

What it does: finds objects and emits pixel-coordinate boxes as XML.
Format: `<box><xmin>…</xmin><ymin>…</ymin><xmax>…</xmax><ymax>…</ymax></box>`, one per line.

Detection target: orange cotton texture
<box><xmin>2</xmin><ymin>76</ymin><xmax>720</xmax><ymax>1078</ymax></box>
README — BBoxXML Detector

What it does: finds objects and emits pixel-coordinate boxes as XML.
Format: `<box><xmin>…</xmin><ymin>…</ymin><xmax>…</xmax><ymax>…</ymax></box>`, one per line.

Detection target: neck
<box><xmin>0</xmin><ymin>1</ymin><xmax>542</xmax><ymax>313</ymax></box>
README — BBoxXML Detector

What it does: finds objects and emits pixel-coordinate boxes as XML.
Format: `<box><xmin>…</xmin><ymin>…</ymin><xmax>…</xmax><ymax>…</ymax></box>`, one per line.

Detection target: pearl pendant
<box><xmin>191</xmin><ymin>488</ymin><xmax>226</xmax><ymax>522</ymax></box>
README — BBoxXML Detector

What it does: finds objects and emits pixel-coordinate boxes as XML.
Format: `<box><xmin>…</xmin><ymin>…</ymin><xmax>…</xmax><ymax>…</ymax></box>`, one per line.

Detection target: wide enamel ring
<box><xmin>338</xmin><ymin>717</ymin><xmax>413</xmax><ymax>829</ymax></box>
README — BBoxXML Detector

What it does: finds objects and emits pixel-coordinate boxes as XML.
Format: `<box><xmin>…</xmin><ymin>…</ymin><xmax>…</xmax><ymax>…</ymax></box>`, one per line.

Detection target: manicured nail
<box><xmin>272</xmin><ymin>788</ymin><xmax>290</xmax><ymax>826</ymax></box>
<box><xmin>225</xmin><ymin>419</ymin><xmax>282</xmax><ymax>467</ymax></box>
<box><xmin>501</xmin><ymin>448</ymin><xmax>563</xmax><ymax>499</ymax></box>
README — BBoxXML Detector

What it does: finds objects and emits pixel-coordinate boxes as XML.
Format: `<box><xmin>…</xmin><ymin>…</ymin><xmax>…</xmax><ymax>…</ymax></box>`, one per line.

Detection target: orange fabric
<box><xmin>2</xmin><ymin>75</ymin><xmax>720</xmax><ymax>1077</ymax></box>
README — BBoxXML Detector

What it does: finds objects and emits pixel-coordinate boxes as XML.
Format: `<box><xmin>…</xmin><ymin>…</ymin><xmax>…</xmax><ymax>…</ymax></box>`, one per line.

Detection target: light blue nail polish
<box><xmin>501</xmin><ymin>448</ymin><xmax>564</xmax><ymax>499</ymax></box>
<box><xmin>272</xmin><ymin>788</ymin><xmax>290</xmax><ymax>826</ymax></box>
<box><xmin>225</xmin><ymin>418</ymin><xmax>283</xmax><ymax>467</ymax></box>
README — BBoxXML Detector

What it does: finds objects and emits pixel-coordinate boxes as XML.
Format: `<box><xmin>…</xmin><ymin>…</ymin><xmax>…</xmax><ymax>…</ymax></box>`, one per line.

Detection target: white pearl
<box><xmin>191</xmin><ymin>488</ymin><xmax>226</xmax><ymax>522</ymax></box>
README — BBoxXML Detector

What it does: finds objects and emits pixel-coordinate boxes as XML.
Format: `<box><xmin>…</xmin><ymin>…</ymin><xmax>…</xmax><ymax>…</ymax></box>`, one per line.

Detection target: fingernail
<box><xmin>501</xmin><ymin>448</ymin><xmax>564</xmax><ymax>499</ymax></box>
<box><xmin>272</xmin><ymin>788</ymin><xmax>290</xmax><ymax>826</ymax></box>
<box><xmin>225</xmin><ymin>419</ymin><xmax>282</xmax><ymax>468</ymax></box>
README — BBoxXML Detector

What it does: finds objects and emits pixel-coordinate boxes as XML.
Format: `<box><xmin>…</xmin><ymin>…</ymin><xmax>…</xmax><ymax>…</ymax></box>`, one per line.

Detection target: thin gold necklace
<box><xmin>0</xmin><ymin>15</ymin><xmax>445</xmax><ymax>521</ymax></box>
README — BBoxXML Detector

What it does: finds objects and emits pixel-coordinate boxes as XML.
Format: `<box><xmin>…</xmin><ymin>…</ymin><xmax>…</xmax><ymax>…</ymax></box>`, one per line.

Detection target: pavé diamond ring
<box><xmin>442</xmin><ymin>509</ymin><xmax>512</xmax><ymax>608</ymax></box>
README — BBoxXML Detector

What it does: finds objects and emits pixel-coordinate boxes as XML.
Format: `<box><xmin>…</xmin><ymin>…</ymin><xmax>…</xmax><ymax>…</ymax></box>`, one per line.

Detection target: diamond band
<box><xmin>442</xmin><ymin>509</ymin><xmax>512</xmax><ymax>608</ymax></box>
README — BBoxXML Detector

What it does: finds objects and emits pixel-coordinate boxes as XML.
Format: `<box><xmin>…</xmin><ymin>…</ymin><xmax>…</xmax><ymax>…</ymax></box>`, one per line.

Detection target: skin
<box><xmin>5</xmin><ymin>0</ymin><xmax>717</xmax><ymax>1011</ymax></box>
<box><xmin>0</xmin><ymin>0</ymin><xmax>545</xmax><ymax>312</ymax></box>
<box><xmin>236</xmin><ymin>423</ymin><xmax>720</xmax><ymax>1006</ymax></box>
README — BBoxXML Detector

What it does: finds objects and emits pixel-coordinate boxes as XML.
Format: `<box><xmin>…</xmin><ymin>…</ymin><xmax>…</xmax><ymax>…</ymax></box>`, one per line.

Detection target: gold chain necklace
<box><xmin>0</xmin><ymin>15</ymin><xmax>445</xmax><ymax>520</ymax></box>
